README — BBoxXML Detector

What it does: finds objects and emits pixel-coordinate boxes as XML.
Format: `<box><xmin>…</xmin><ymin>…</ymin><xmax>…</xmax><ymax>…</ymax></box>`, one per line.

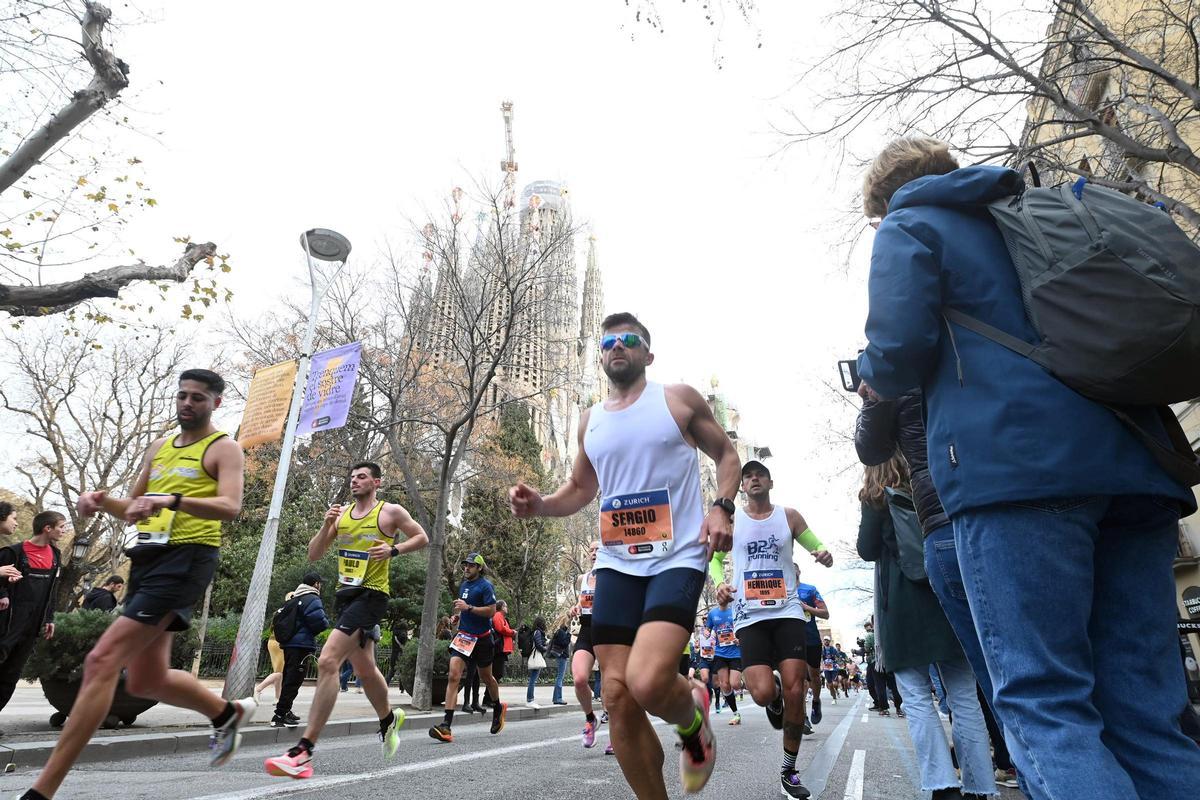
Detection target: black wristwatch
<box><xmin>168</xmin><ymin>493</ymin><xmax>183</xmax><ymax>511</ymax></box>
<box><xmin>713</xmin><ymin>497</ymin><xmax>735</xmax><ymax>517</ymax></box>
<box><xmin>389</xmin><ymin>545</ymin><xmax>400</xmax><ymax>559</ymax></box>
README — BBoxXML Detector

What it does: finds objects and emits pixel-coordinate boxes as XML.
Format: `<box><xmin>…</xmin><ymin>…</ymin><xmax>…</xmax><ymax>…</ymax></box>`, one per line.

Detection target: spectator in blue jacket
<box><xmin>856</xmin><ymin>137</ymin><xmax>1200</xmax><ymax>800</ymax></box>
<box><xmin>272</xmin><ymin>573</ymin><xmax>329</xmax><ymax>728</ymax></box>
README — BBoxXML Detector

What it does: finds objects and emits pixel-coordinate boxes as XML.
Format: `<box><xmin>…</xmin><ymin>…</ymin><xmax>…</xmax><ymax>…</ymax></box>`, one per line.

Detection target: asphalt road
<box><xmin>0</xmin><ymin>690</ymin><xmax>1026</xmax><ymax>800</ymax></box>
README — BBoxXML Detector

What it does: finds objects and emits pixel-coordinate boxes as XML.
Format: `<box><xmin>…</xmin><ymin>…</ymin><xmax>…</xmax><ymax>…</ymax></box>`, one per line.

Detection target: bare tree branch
<box><xmin>0</xmin><ymin>240</ymin><xmax>216</xmax><ymax>315</ymax></box>
<box><xmin>0</xmin><ymin>1</ymin><xmax>128</xmax><ymax>196</ymax></box>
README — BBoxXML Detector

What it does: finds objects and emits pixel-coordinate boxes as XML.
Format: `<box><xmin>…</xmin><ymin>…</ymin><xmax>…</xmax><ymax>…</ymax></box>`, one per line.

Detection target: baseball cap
<box><xmin>462</xmin><ymin>553</ymin><xmax>486</xmax><ymax>568</ymax></box>
<box><xmin>741</xmin><ymin>460</ymin><xmax>771</xmax><ymax>478</ymax></box>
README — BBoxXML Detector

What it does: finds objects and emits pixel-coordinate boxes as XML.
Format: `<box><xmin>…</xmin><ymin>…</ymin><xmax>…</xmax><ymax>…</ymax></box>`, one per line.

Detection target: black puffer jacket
<box><xmin>854</xmin><ymin>389</ymin><xmax>949</xmax><ymax>536</ymax></box>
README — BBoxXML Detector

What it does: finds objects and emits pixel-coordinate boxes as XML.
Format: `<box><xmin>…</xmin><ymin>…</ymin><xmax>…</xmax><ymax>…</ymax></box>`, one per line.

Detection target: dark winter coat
<box><xmin>856</xmin><ymin>165</ymin><xmax>1194</xmax><ymax>517</ymax></box>
<box><xmin>855</xmin><ymin>389</ymin><xmax>949</xmax><ymax>536</ymax></box>
<box><xmin>81</xmin><ymin>587</ymin><xmax>118</xmax><ymax>612</ymax></box>
<box><xmin>278</xmin><ymin>586</ymin><xmax>329</xmax><ymax>651</ymax></box>
<box><xmin>856</xmin><ymin>501</ymin><xmax>960</xmax><ymax>672</ymax></box>
<box><xmin>0</xmin><ymin>541</ymin><xmax>60</xmax><ymax>654</ymax></box>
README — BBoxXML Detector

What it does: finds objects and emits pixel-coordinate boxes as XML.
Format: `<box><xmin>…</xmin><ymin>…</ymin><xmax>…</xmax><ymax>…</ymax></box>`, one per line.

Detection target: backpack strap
<box><xmin>1104</xmin><ymin>405</ymin><xmax>1200</xmax><ymax>487</ymax></box>
<box><xmin>943</xmin><ymin>309</ymin><xmax>1038</xmax><ymax>358</ymax></box>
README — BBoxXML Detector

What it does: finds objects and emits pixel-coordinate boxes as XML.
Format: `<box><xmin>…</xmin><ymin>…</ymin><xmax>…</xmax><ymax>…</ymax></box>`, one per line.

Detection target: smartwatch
<box><xmin>389</xmin><ymin>545</ymin><xmax>400</xmax><ymax>558</ymax></box>
<box><xmin>169</xmin><ymin>493</ymin><xmax>183</xmax><ymax>511</ymax></box>
<box><xmin>713</xmin><ymin>497</ymin><xmax>735</xmax><ymax>517</ymax></box>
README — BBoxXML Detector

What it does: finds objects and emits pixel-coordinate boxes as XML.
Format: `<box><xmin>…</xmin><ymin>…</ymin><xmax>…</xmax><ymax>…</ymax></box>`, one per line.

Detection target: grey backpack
<box><xmin>884</xmin><ymin>488</ymin><xmax>926</xmax><ymax>583</ymax></box>
<box><xmin>945</xmin><ymin>170</ymin><xmax>1200</xmax><ymax>485</ymax></box>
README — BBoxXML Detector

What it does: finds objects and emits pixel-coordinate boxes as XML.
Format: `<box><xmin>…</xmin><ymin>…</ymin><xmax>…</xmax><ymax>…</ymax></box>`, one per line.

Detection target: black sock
<box><xmin>782</xmin><ymin>744</ymin><xmax>799</xmax><ymax>774</ymax></box>
<box><xmin>211</xmin><ymin>701</ymin><xmax>235</xmax><ymax>729</ymax></box>
<box><xmin>20</xmin><ymin>791</ymin><xmax>50</xmax><ymax>800</ymax></box>
<box><xmin>443</xmin><ymin>709</ymin><xmax>455</xmax><ymax>726</ymax></box>
<box><xmin>725</xmin><ymin>693</ymin><xmax>738</xmax><ymax>713</ymax></box>
<box><xmin>295</xmin><ymin>737</ymin><xmax>314</xmax><ymax>755</ymax></box>
<box><xmin>492</xmin><ymin>699</ymin><xmax>502</xmax><ymax>718</ymax></box>
<box><xmin>586</xmin><ymin>712</ymin><xmax>596</xmax><ymax>724</ymax></box>
<box><xmin>379</xmin><ymin>710</ymin><xmax>395</xmax><ymax>733</ymax></box>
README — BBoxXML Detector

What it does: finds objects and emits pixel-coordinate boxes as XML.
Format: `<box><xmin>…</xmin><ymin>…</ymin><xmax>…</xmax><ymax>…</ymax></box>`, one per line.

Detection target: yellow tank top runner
<box><xmin>139</xmin><ymin>431</ymin><xmax>227</xmax><ymax>547</ymax></box>
<box><xmin>336</xmin><ymin>502</ymin><xmax>393</xmax><ymax>594</ymax></box>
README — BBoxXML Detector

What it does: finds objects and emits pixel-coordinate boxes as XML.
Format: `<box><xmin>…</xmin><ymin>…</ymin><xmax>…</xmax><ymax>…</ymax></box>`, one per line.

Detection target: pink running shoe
<box><xmin>604</xmin><ymin>742</ymin><xmax>615</xmax><ymax>755</ymax></box>
<box><xmin>678</xmin><ymin>680</ymin><xmax>716</xmax><ymax>794</ymax></box>
<box><xmin>582</xmin><ymin>720</ymin><xmax>598</xmax><ymax>749</ymax></box>
<box><xmin>264</xmin><ymin>745</ymin><xmax>313</xmax><ymax>780</ymax></box>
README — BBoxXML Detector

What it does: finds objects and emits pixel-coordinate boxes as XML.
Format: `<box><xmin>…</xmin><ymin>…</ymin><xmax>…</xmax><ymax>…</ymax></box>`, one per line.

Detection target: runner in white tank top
<box><xmin>710</xmin><ymin>460</ymin><xmax>834</xmax><ymax>799</ymax></box>
<box><xmin>508</xmin><ymin>313</ymin><xmax>741</xmax><ymax>799</ymax></box>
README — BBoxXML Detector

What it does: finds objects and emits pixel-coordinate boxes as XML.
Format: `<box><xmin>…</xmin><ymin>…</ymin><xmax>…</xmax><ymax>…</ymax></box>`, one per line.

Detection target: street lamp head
<box><xmin>300</xmin><ymin>228</ymin><xmax>352</xmax><ymax>263</ymax></box>
<box><xmin>71</xmin><ymin>536</ymin><xmax>91</xmax><ymax>561</ymax></box>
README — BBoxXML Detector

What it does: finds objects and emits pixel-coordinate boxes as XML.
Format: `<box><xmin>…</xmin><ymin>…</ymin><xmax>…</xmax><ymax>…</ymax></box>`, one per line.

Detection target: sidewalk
<box><xmin>0</xmin><ymin>680</ymin><xmax>582</xmax><ymax>768</ymax></box>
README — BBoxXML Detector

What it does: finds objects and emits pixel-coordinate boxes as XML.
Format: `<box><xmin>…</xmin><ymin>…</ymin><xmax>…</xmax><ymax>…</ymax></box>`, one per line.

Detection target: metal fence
<box><xmin>194</xmin><ymin>641</ymin><xmax>576</xmax><ymax>686</ymax></box>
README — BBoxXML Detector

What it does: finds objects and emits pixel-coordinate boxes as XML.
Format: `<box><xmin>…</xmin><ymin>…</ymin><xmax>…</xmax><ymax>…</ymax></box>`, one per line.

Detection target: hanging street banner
<box><xmin>297</xmin><ymin>342</ymin><xmax>362</xmax><ymax>435</ymax></box>
<box><xmin>238</xmin><ymin>359</ymin><xmax>299</xmax><ymax>449</ymax></box>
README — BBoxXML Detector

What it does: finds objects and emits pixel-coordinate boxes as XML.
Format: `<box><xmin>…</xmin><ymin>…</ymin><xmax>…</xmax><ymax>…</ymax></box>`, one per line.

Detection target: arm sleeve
<box><xmin>707</xmin><ymin>552</ymin><xmax>725</xmax><ymax>585</ymax></box>
<box><xmin>855</xmin><ymin>397</ymin><xmax>900</xmax><ymax>466</ymax></box>
<box><xmin>857</xmin><ymin>220</ymin><xmax>944</xmax><ymax>399</ymax></box>
<box><xmin>856</xmin><ymin>503</ymin><xmax>885</xmax><ymax>562</ymax></box>
<box><xmin>795</xmin><ymin>528</ymin><xmax>825</xmax><ymax>553</ymax></box>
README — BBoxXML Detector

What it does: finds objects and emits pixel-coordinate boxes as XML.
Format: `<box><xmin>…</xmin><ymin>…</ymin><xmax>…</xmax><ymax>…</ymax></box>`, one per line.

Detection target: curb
<box><xmin>0</xmin><ymin>703</ymin><xmax>576</xmax><ymax>769</ymax></box>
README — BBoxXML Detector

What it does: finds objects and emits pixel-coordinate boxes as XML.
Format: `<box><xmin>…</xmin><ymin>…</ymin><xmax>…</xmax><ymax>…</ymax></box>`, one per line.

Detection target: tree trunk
<box><xmin>191</xmin><ymin>582</ymin><xmax>214</xmax><ymax>677</ymax></box>
<box><xmin>411</xmin><ymin>461</ymin><xmax>454</xmax><ymax>711</ymax></box>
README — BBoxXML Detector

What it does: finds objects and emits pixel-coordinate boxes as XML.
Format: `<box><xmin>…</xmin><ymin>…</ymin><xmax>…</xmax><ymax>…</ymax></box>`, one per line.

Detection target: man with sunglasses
<box><xmin>428</xmin><ymin>553</ymin><xmax>507</xmax><ymax>742</ymax></box>
<box><xmin>510</xmin><ymin>312</ymin><xmax>741</xmax><ymax>799</ymax></box>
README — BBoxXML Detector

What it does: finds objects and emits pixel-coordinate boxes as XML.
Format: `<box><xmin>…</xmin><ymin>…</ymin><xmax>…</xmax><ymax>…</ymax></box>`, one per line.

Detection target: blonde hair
<box><xmin>858</xmin><ymin>453</ymin><xmax>911</xmax><ymax>510</ymax></box>
<box><xmin>862</xmin><ymin>137</ymin><xmax>960</xmax><ymax>218</ymax></box>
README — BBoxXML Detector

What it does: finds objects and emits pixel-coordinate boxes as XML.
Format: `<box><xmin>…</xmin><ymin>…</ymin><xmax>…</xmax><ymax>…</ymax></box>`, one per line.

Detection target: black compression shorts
<box><xmin>123</xmin><ymin>544</ymin><xmax>219</xmax><ymax>632</ymax></box>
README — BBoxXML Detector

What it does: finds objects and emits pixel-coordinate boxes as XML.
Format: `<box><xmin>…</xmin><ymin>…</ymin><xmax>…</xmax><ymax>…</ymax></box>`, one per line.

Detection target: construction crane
<box><xmin>500</xmin><ymin>100</ymin><xmax>518</xmax><ymax>208</ymax></box>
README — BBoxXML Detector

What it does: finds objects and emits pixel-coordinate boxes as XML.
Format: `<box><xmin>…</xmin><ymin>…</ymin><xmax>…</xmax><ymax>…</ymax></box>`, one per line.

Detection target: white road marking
<box><xmin>191</xmin><ymin>720</ymin><xmax>645</xmax><ymax>800</ymax></box>
<box><xmin>861</xmin><ymin>713</ymin><xmax>868</xmax><ymax>723</ymax></box>
<box><xmin>842</xmin><ymin>749</ymin><xmax>865</xmax><ymax>800</ymax></box>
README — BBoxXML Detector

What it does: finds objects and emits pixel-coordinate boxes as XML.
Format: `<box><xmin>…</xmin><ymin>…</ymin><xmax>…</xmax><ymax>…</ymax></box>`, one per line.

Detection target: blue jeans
<box><xmin>894</xmin><ymin>657</ymin><xmax>996</xmax><ymax>795</ymax></box>
<box><xmin>954</xmin><ymin>495</ymin><xmax>1200</xmax><ymax>800</ymax></box>
<box><xmin>552</xmin><ymin>655</ymin><xmax>569</xmax><ymax>703</ymax></box>
<box><xmin>526</xmin><ymin>667</ymin><xmax>540</xmax><ymax>703</ymax></box>
<box><xmin>928</xmin><ymin>664</ymin><xmax>950</xmax><ymax>715</ymax></box>
<box><xmin>925</xmin><ymin>524</ymin><xmax>1000</xmax><ymax>714</ymax></box>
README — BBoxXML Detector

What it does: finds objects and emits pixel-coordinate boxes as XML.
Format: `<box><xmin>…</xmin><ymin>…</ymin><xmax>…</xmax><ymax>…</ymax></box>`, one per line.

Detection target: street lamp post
<box><xmin>222</xmin><ymin>229</ymin><xmax>351</xmax><ymax>701</ymax></box>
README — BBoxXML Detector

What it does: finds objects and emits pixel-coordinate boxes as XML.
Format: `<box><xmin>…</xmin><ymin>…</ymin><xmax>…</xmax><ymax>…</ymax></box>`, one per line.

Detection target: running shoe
<box><xmin>604</xmin><ymin>742</ymin><xmax>615</xmax><ymax>755</ymax></box>
<box><xmin>209</xmin><ymin>697</ymin><xmax>256</xmax><ymax>768</ymax></box>
<box><xmin>527</xmin><ymin>700</ymin><xmax>541</xmax><ymax>709</ymax></box>
<box><xmin>428</xmin><ymin>723</ymin><xmax>453</xmax><ymax>742</ymax></box>
<box><xmin>379</xmin><ymin>708</ymin><xmax>406</xmax><ymax>758</ymax></box>
<box><xmin>678</xmin><ymin>681</ymin><xmax>716</xmax><ymax>794</ymax></box>
<box><xmin>803</xmin><ymin>720</ymin><xmax>814</xmax><ymax>736</ymax></box>
<box><xmin>810</xmin><ymin>696</ymin><xmax>822</xmax><ymax>725</ymax></box>
<box><xmin>765</xmin><ymin>673</ymin><xmax>784</xmax><ymax>730</ymax></box>
<box><xmin>582</xmin><ymin>720</ymin><xmax>597</xmax><ymax>748</ymax></box>
<box><xmin>600</xmin><ymin>710</ymin><xmax>609</xmax><ymax>724</ymax></box>
<box><xmin>270</xmin><ymin>715</ymin><xmax>287</xmax><ymax>728</ymax></box>
<box><xmin>728</xmin><ymin>713</ymin><xmax>741</xmax><ymax>726</ymax></box>
<box><xmin>264</xmin><ymin>744</ymin><xmax>313</xmax><ymax>780</ymax></box>
<box><xmin>283</xmin><ymin>712</ymin><xmax>300</xmax><ymax>727</ymax></box>
<box><xmin>995</xmin><ymin>769</ymin><xmax>1019</xmax><ymax>788</ymax></box>
<box><xmin>780</xmin><ymin>770</ymin><xmax>811</xmax><ymax>798</ymax></box>
<box><xmin>490</xmin><ymin>702</ymin><xmax>507</xmax><ymax>735</ymax></box>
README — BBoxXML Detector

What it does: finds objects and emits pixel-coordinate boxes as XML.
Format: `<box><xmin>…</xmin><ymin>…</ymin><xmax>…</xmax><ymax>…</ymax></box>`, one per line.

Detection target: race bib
<box><xmin>742</xmin><ymin>569</ymin><xmax>786</xmax><ymax>607</ymax></box>
<box><xmin>450</xmin><ymin>631</ymin><xmax>478</xmax><ymax>657</ymax></box>
<box><xmin>700</xmin><ymin>646</ymin><xmax>714</xmax><ymax>660</ymax></box>
<box><xmin>338</xmin><ymin>548</ymin><xmax>370</xmax><ymax>586</ymax></box>
<box><xmin>717</xmin><ymin>628</ymin><xmax>736</xmax><ymax>646</ymax></box>
<box><xmin>129</xmin><ymin>494</ymin><xmax>176</xmax><ymax>547</ymax></box>
<box><xmin>599</xmin><ymin>488</ymin><xmax>673</xmax><ymax>559</ymax></box>
<box><xmin>580</xmin><ymin>589</ymin><xmax>594</xmax><ymax>612</ymax></box>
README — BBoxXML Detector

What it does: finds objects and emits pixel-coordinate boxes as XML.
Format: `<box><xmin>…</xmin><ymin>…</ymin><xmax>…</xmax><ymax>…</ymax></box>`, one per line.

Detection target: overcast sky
<box><xmin>3</xmin><ymin>0</ymin><xmax>956</xmax><ymax>638</ymax></box>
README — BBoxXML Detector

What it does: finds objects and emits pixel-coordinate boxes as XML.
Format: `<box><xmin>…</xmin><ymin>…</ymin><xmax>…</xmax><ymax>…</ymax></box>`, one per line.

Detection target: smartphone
<box><xmin>838</xmin><ymin>359</ymin><xmax>862</xmax><ymax>392</ymax></box>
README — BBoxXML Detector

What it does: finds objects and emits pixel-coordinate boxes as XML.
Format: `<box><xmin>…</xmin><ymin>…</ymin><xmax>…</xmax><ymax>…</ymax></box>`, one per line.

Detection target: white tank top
<box><xmin>578</xmin><ymin>570</ymin><xmax>596</xmax><ymax>617</ymax></box>
<box><xmin>730</xmin><ymin>505</ymin><xmax>808</xmax><ymax>631</ymax></box>
<box><xmin>585</xmin><ymin>381</ymin><xmax>706</xmax><ymax>576</ymax></box>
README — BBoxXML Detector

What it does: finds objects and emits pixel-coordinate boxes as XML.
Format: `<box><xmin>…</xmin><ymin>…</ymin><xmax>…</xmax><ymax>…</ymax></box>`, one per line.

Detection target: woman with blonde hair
<box><xmin>857</xmin><ymin>454</ymin><xmax>994</xmax><ymax>800</ymax></box>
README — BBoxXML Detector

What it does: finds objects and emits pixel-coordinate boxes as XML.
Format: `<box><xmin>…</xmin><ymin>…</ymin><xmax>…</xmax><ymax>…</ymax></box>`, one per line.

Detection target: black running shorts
<box><xmin>710</xmin><ymin>655</ymin><xmax>743</xmax><ymax>673</ymax></box>
<box><xmin>736</xmin><ymin>617</ymin><xmax>809</xmax><ymax>669</ymax></box>
<box><xmin>334</xmin><ymin>587</ymin><xmax>388</xmax><ymax>643</ymax></box>
<box><xmin>448</xmin><ymin>629</ymin><xmax>496</xmax><ymax>666</ymax></box>
<box><xmin>805</xmin><ymin>644</ymin><xmax>822</xmax><ymax>669</ymax></box>
<box><xmin>573</xmin><ymin>619</ymin><xmax>594</xmax><ymax>656</ymax></box>
<box><xmin>123</xmin><ymin>544</ymin><xmax>219</xmax><ymax>632</ymax></box>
